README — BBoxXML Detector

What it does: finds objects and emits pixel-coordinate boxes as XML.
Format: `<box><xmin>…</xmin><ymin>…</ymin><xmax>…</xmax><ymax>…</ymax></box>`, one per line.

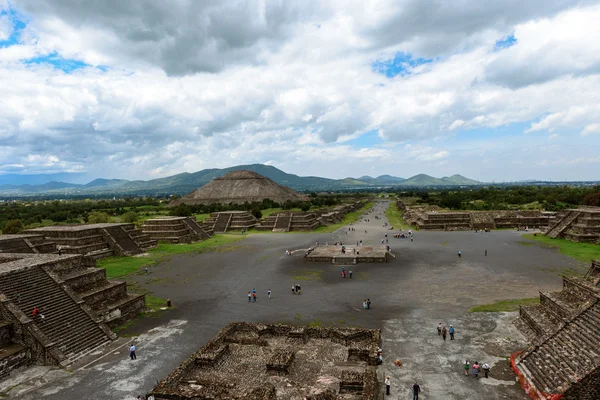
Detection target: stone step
<box><xmin>85</xmin><ymin>249</ymin><xmax>114</xmax><ymax>260</ymax></box>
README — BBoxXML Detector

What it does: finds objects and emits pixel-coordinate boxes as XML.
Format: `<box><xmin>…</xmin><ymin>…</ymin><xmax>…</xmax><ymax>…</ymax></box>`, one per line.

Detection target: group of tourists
<box><xmin>291</xmin><ymin>283</ymin><xmax>301</xmax><ymax>295</ymax></box>
<box><xmin>383</xmin><ymin>376</ymin><xmax>421</xmax><ymax>399</ymax></box>
<box><xmin>340</xmin><ymin>267</ymin><xmax>352</xmax><ymax>278</ymax></box>
<box><xmin>463</xmin><ymin>360</ymin><xmax>491</xmax><ymax>378</ymax></box>
<box><xmin>436</xmin><ymin>322</ymin><xmax>455</xmax><ymax>340</ymax></box>
<box><xmin>362</xmin><ymin>298</ymin><xmax>371</xmax><ymax>309</ymax></box>
<box><xmin>32</xmin><ymin>306</ymin><xmax>45</xmax><ymax>323</ymax></box>
<box><xmin>247</xmin><ymin>288</ymin><xmax>258</xmax><ymax>302</ymax></box>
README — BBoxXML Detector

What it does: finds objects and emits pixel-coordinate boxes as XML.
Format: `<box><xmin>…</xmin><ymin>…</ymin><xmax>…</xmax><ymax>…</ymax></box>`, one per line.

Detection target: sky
<box><xmin>1</xmin><ymin>0</ymin><xmax>599</xmax><ymax>184</ymax></box>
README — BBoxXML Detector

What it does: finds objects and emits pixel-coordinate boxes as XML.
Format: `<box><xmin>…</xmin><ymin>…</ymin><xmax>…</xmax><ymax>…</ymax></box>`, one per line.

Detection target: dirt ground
<box><xmin>2</xmin><ymin>201</ymin><xmax>588</xmax><ymax>399</ymax></box>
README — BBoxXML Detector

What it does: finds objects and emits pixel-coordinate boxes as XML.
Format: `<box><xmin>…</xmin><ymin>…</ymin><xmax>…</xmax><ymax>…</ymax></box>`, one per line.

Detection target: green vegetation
<box><xmin>314</xmin><ymin>202</ymin><xmax>375</xmax><ymax>233</ymax></box>
<box><xmin>469</xmin><ymin>297</ymin><xmax>540</xmax><ymax>312</ymax></box>
<box><xmin>522</xmin><ymin>234</ymin><xmax>600</xmax><ymax>264</ymax></box>
<box><xmin>385</xmin><ymin>202</ymin><xmax>417</xmax><ymax>230</ymax></box>
<box><xmin>97</xmin><ymin>234</ymin><xmax>247</xmax><ymax>278</ymax></box>
<box><xmin>293</xmin><ymin>270</ymin><xmax>324</xmax><ymax>281</ymax></box>
<box><xmin>393</xmin><ymin>185</ymin><xmax>600</xmax><ymax>211</ymax></box>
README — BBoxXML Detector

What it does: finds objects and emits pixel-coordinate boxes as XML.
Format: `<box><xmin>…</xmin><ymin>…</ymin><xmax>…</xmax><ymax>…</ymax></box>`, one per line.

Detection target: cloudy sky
<box><xmin>1</xmin><ymin>0</ymin><xmax>599</xmax><ymax>184</ymax></box>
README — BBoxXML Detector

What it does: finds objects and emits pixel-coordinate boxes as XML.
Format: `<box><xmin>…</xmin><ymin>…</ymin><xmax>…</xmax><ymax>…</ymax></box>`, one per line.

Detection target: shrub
<box><xmin>121</xmin><ymin>211</ymin><xmax>139</xmax><ymax>223</ymax></box>
<box><xmin>300</xmin><ymin>202</ymin><xmax>311</xmax><ymax>212</ymax></box>
<box><xmin>87</xmin><ymin>211</ymin><xmax>110</xmax><ymax>224</ymax></box>
<box><xmin>170</xmin><ymin>204</ymin><xmax>192</xmax><ymax>217</ymax></box>
<box><xmin>251</xmin><ymin>208</ymin><xmax>262</xmax><ymax>219</ymax></box>
<box><xmin>3</xmin><ymin>219</ymin><xmax>24</xmax><ymax>234</ymax></box>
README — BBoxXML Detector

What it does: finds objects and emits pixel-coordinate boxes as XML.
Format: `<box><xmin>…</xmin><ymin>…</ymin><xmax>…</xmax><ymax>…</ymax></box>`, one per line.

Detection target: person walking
<box><xmin>458</xmin><ymin>251</ymin><xmax>462</xmax><ymax>258</ymax></box>
<box><xmin>485</xmin><ymin>249</ymin><xmax>488</xmax><ymax>256</ymax></box>
<box><xmin>437</xmin><ymin>322</ymin><xmax>442</xmax><ymax>336</ymax></box>
<box><xmin>385</xmin><ymin>376</ymin><xmax>391</xmax><ymax>395</ymax></box>
<box><xmin>57</xmin><ymin>245</ymin><xmax>62</xmax><ymax>256</ymax></box>
<box><xmin>248</xmin><ymin>291</ymin><xmax>252</xmax><ymax>302</ymax></box>
<box><xmin>442</xmin><ymin>325</ymin><xmax>447</xmax><ymax>341</ymax></box>
<box><xmin>412</xmin><ymin>382</ymin><xmax>421</xmax><ymax>400</ymax></box>
<box><xmin>292</xmin><ymin>284</ymin><xmax>296</xmax><ymax>294</ymax></box>
<box><xmin>449</xmin><ymin>325</ymin><xmax>455</xmax><ymax>340</ymax></box>
<box><xmin>267</xmin><ymin>289</ymin><xmax>271</xmax><ymax>299</ymax></box>
<box><xmin>349</xmin><ymin>270</ymin><xmax>353</xmax><ymax>279</ymax></box>
<box><xmin>252</xmin><ymin>292</ymin><xmax>257</xmax><ymax>302</ymax></box>
<box><xmin>32</xmin><ymin>307</ymin><xmax>38</xmax><ymax>319</ymax></box>
<box><xmin>129</xmin><ymin>344</ymin><xmax>136</xmax><ymax>360</ymax></box>
<box><xmin>296</xmin><ymin>284</ymin><xmax>301</xmax><ymax>295</ymax></box>
<box><xmin>367</xmin><ymin>298</ymin><xmax>371</xmax><ymax>309</ymax></box>
<box><xmin>472</xmin><ymin>361</ymin><xmax>480</xmax><ymax>378</ymax></box>
<box><xmin>463</xmin><ymin>360</ymin><xmax>470</xmax><ymax>376</ymax></box>
<box><xmin>483</xmin><ymin>362</ymin><xmax>490</xmax><ymax>378</ymax></box>
<box><xmin>39</xmin><ymin>313</ymin><xmax>45</xmax><ymax>324</ymax></box>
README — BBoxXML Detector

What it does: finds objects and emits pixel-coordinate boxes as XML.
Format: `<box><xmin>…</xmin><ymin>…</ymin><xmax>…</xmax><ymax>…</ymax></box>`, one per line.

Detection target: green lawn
<box><xmin>469</xmin><ymin>297</ymin><xmax>540</xmax><ymax>312</ymax></box>
<box><xmin>385</xmin><ymin>202</ymin><xmax>417</xmax><ymax>230</ymax></box>
<box><xmin>193</xmin><ymin>213</ymin><xmax>211</xmax><ymax>222</ymax></box>
<box><xmin>522</xmin><ymin>234</ymin><xmax>600</xmax><ymax>264</ymax></box>
<box><xmin>97</xmin><ymin>234</ymin><xmax>247</xmax><ymax>278</ymax></box>
<box><xmin>313</xmin><ymin>202</ymin><xmax>375</xmax><ymax>233</ymax></box>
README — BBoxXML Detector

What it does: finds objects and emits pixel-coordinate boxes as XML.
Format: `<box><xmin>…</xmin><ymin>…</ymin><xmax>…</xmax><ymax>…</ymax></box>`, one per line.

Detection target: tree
<box><xmin>251</xmin><ymin>207</ymin><xmax>262</xmax><ymax>219</ymax></box>
<box><xmin>170</xmin><ymin>204</ymin><xmax>191</xmax><ymax>217</ymax></box>
<box><xmin>121</xmin><ymin>211</ymin><xmax>139</xmax><ymax>223</ymax></box>
<box><xmin>583</xmin><ymin>192</ymin><xmax>600</xmax><ymax>207</ymax></box>
<box><xmin>87</xmin><ymin>211</ymin><xmax>110</xmax><ymax>224</ymax></box>
<box><xmin>3</xmin><ymin>219</ymin><xmax>24</xmax><ymax>234</ymax></box>
<box><xmin>300</xmin><ymin>202</ymin><xmax>311</xmax><ymax>212</ymax></box>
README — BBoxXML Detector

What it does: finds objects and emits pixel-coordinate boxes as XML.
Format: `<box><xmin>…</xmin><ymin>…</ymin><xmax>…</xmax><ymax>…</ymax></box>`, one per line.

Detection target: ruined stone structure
<box><xmin>398</xmin><ymin>201</ymin><xmax>555</xmax><ymax>231</ymax></box>
<box><xmin>142</xmin><ymin>216</ymin><xmax>212</xmax><ymax>243</ymax></box>
<box><xmin>305</xmin><ymin>245</ymin><xmax>391</xmax><ymax>264</ymax></box>
<box><xmin>0</xmin><ymin>234</ymin><xmax>57</xmax><ymax>254</ymax></box>
<box><xmin>545</xmin><ymin>206</ymin><xmax>600</xmax><ymax>244</ymax></box>
<box><xmin>513</xmin><ymin>260</ymin><xmax>600</xmax><ymax>399</ymax></box>
<box><xmin>149</xmin><ymin>322</ymin><xmax>381</xmax><ymax>400</ymax></box>
<box><xmin>23</xmin><ymin>223</ymin><xmax>157</xmax><ymax>260</ymax></box>
<box><xmin>255</xmin><ymin>201</ymin><xmax>365</xmax><ymax>232</ymax></box>
<box><xmin>203</xmin><ymin>211</ymin><xmax>258</xmax><ymax>233</ymax></box>
<box><xmin>256</xmin><ymin>211</ymin><xmax>321</xmax><ymax>232</ymax></box>
<box><xmin>0</xmin><ymin>252</ymin><xmax>141</xmax><ymax>375</ymax></box>
<box><xmin>169</xmin><ymin>170</ymin><xmax>309</xmax><ymax>206</ymax></box>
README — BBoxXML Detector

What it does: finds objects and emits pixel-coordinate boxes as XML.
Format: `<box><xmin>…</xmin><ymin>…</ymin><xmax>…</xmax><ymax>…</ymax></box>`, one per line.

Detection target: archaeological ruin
<box><xmin>22</xmin><ymin>223</ymin><xmax>157</xmax><ymax>260</ymax></box>
<box><xmin>398</xmin><ymin>200</ymin><xmax>556</xmax><ymax>231</ymax></box>
<box><xmin>305</xmin><ymin>244</ymin><xmax>391</xmax><ymax>264</ymax></box>
<box><xmin>545</xmin><ymin>206</ymin><xmax>600</xmax><ymax>244</ymax></box>
<box><xmin>0</xmin><ymin>251</ymin><xmax>150</xmax><ymax>377</ymax></box>
<box><xmin>142</xmin><ymin>216</ymin><xmax>212</xmax><ymax>243</ymax></box>
<box><xmin>149</xmin><ymin>322</ymin><xmax>381</xmax><ymax>400</ymax></box>
<box><xmin>203</xmin><ymin>211</ymin><xmax>258</xmax><ymax>233</ymax></box>
<box><xmin>513</xmin><ymin>260</ymin><xmax>600</xmax><ymax>399</ymax></box>
<box><xmin>169</xmin><ymin>170</ymin><xmax>309</xmax><ymax>206</ymax></box>
<box><xmin>256</xmin><ymin>201</ymin><xmax>365</xmax><ymax>232</ymax></box>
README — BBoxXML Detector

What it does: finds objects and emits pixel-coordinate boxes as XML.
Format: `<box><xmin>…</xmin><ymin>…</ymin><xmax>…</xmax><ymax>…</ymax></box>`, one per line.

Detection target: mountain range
<box><xmin>0</xmin><ymin>164</ymin><xmax>480</xmax><ymax>197</ymax></box>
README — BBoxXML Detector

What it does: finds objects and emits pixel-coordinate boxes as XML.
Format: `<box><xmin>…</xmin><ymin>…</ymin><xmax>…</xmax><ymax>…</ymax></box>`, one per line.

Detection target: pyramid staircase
<box><xmin>0</xmin><ymin>261</ymin><xmax>114</xmax><ymax>363</ymax></box>
<box><xmin>513</xmin><ymin>260</ymin><xmax>600</xmax><ymax>398</ymax></box>
<box><xmin>142</xmin><ymin>217</ymin><xmax>211</xmax><ymax>243</ymax></box>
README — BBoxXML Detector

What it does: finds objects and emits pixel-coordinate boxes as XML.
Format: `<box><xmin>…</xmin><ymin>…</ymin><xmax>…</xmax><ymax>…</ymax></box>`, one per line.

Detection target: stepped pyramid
<box><xmin>513</xmin><ymin>260</ymin><xmax>600</xmax><ymax>399</ymax></box>
<box><xmin>545</xmin><ymin>206</ymin><xmax>600</xmax><ymax>244</ymax></box>
<box><xmin>169</xmin><ymin>170</ymin><xmax>309</xmax><ymax>206</ymax></box>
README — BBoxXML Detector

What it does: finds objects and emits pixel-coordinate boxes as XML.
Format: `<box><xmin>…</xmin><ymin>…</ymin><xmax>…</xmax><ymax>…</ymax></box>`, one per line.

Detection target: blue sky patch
<box><xmin>0</xmin><ymin>8</ymin><xmax>27</xmax><ymax>48</ymax></box>
<box><xmin>373</xmin><ymin>52</ymin><xmax>433</xmax><ymax>78</ymax></box>
<box><xmin>25</xmin><ymin>52</ymin><xmax>89</xmax><ymax>72</ymax></box>
<box><xmin>495</xmin><ymin>34</ymin><xmax>517</xmax><ymax>50</ymax></box>
<box><xmin>347</xmin><ymin>129</ymin><xmax>382</xmax><ymax>148</ymax></box>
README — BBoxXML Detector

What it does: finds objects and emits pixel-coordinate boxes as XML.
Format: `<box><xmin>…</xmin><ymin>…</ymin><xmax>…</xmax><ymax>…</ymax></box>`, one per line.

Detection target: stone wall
<box><xmin>149</xmin><ymin>322</ymin><xmax>381</xmax><ymax>400</ymax></box>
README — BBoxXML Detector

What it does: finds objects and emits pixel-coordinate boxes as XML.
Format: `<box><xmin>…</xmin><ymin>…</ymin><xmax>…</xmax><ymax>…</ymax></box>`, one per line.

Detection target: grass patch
<box><xmin>385</xmin><ymin>202</ymin><xmax>417</xmax><ymax>230</ymax></box>
<box><xmin>522</xmin><ymin>234</ymin><xmax>600</xmax><ymax>264</ymax></box>
<box><xmin>193</xmin><ymin>213</ymin><xmax>210</xmax><ymax>222</ymax></box>
<box><xmin>97</xmin><ymin>234</ymin><xmax>247</xmax><ymax>278</ymax></box>
<box><xmin>516</xmin><ymin>241</ymin><xmax>533</xmax><ymax>246</ymax></box>
<box><xmin>293</xmin><ymin>270</ymin><xmax>324</xmax><ymax>281</ymax></box>
<box><xmin>469</xmin><ymin>297</ymin><xmax>540</xmax><ymax>312</ymax></box>
<box><xmin>314</xmin><ymin>202</ymin><xmax>375</xmax><ymax>233</ymax></box>
<box><xmin>308</xmin><ymin>319</ymin><xmax>322</xmax><ymax>327</ymax></box>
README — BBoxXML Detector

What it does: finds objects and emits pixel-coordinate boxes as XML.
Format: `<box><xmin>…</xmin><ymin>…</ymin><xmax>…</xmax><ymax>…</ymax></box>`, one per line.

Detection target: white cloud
<box><xmin>581</xmin><ymin>123</ymin><xmax>600</xmax><ymax>136</ymax></box>
<box><xmin>0</xmin><ymin>1</ymin><xmax>599</xmax><ymax>182</ymax></box>
<box><xmin>0</xmin><ymin>14</ymin><xmax>12</xmax><ymax>40</ymax></box>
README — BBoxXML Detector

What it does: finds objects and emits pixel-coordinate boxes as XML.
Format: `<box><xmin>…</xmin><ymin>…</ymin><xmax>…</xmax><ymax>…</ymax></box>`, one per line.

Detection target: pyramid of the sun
<box><xmin>169</xmin><ymin>170</ymin><xmax>309</xmax><ymax>206</ymax></box>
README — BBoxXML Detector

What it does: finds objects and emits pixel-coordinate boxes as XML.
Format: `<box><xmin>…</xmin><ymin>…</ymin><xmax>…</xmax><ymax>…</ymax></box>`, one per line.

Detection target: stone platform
<box><xmin>149</xmin><ymin>322</ymin><xmax>380</xmax><ymax>400</ymax></box>
<box><xmin>305</xmin><ymin>245</ymin><xmax>390</xmax><ymax>264</ymax></box>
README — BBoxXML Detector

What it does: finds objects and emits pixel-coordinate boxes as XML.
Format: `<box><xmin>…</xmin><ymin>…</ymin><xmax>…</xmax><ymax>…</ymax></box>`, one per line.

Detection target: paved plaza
<box><xmin>1</xmin><ymin>201</ymin><xmax>589</xmax><ymax>399</ymax></box>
